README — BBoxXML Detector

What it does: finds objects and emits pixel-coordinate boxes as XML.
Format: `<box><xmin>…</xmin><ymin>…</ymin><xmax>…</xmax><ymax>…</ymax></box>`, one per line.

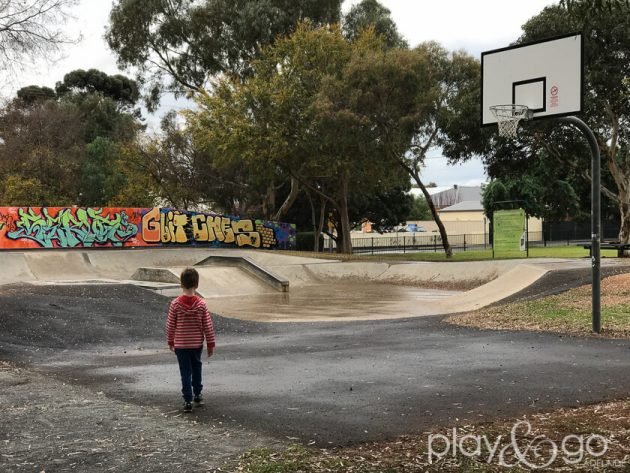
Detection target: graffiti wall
<box><xmin>0</xmin><ymin>207</ymin><xmax>296</xmax><ymax>250</ymax></box>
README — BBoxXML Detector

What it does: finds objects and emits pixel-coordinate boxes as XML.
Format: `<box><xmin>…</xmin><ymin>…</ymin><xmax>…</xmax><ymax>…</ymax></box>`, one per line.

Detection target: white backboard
<box><xmin>481</xmin><ymin>33</ymin><xmax>583</xmax><ymax>126</ymax></box>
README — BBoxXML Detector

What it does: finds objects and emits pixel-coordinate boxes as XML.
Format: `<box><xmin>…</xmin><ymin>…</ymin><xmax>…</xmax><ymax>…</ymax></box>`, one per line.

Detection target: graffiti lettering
<box><xmin>141</xmin><ymin>207</ymin><xmax>161</xmax><ymax>243</ymax></box>
<box><xmin>1</xmin><ymin>207</ymin><xmax>296</xmax><ymax>250</ymax></box>
<box><xmin>5</xmin><ymin>208</ymin><xmax>138</xmax><ymax>248</ymax></box>
<box><xmin>141</xmin><ymin>209</ymin><xmax>268</xmax><ymax>248</ymax></box>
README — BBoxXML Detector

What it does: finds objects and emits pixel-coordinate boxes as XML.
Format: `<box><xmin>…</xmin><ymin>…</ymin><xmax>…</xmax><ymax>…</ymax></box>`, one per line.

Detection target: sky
<box><xmin>2</xmin><ymin>0</ymin><xmax>558</xmax><ymax>187</ymax></box>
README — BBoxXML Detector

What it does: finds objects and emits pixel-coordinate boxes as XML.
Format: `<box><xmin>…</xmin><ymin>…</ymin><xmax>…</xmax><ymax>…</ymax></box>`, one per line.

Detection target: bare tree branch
<box><xmin>0</xmin><ymin>0</ymin><xmax>78</xmax><ymax>76</ymax></box>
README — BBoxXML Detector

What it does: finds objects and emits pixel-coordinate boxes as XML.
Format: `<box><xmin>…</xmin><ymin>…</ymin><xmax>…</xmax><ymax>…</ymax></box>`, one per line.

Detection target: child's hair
<box><xmin>180</xmin><ymin>267</ymin><xmax>199</xmax><ymax>289</ymax></box>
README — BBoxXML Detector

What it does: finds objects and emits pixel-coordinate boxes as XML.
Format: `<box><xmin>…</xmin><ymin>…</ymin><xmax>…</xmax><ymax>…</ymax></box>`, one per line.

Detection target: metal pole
<box><xmin>559</xmin><ymin>117</ymin><xmax>601</xmax><ymax>333</ymax></box>
<box><xmin>526</xmin><ymin>214</ymin><xmax>529</xmax><ymax>258</ymax></box>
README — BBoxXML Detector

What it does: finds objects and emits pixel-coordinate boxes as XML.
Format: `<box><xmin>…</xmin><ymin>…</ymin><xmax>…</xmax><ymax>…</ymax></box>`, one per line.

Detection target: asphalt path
<box><xmin>1</xmin><ymin>282</ymin><xmax>629</xmax><ymax>447</ymax></box>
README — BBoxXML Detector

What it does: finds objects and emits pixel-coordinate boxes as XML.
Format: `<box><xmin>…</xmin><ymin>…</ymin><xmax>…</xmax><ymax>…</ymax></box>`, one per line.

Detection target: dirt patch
<box><xmin>225</xmin><ymin>398</ymin><xmax>630</xmax><ymax>472</ymax></box>
<box><xmin>446</xmin><ymin>273</ymin><xmax>630</xmax><ymax>338</ymax></box>
<box><xmin>0</xmin><ymin>361</ymin><xmax>278</xmax><ymax>473</ymax></box>
<box><xmin>561</xmin><ymin>273</ymin><xmax>630</xmax><ymax>308</ymax></box>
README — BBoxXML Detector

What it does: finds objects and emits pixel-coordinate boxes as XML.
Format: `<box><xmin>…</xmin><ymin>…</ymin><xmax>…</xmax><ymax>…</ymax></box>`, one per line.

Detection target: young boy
<box><xmin>166</xmin><ymin>268</ymin><xmax>216</xmax><ymax>412</ymax></box>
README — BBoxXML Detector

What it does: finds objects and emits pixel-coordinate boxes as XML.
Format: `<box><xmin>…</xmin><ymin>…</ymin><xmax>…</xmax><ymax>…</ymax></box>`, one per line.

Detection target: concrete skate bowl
<box><xmin>0</xmin><ymin>248</ymin><xmax>581</xmax><ymax>322</ymax></box>
<box><xmin>197</xmin><ymin>256</ymin><xmax>554</xmax><ymax>322</ymax></box>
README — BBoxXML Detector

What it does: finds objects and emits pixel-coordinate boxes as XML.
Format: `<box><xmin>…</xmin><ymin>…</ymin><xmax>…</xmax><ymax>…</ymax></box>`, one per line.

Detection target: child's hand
<box><xmin>169</xmin><ymin>345</ymin><xmax>175</xmax><ymax>352</ymax></box>
<box><xmin>207</xmin><ymin>347</ymin><xmax>214</xmax><ymax>358</ymax></box>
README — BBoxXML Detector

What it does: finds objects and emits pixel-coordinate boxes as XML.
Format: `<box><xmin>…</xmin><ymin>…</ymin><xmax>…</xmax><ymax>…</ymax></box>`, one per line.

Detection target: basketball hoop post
<box><xmin>559</xmin><ymin>116</ymin><xmax>601</xmax><ymax>334</ymax></box>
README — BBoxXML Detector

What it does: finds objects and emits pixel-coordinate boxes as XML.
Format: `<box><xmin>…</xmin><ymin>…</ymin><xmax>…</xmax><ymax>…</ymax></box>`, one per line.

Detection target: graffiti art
<box><xmin>0</xmin><ymin>207</ymin><xmax>296</xmax><ymax>250</ymax></box>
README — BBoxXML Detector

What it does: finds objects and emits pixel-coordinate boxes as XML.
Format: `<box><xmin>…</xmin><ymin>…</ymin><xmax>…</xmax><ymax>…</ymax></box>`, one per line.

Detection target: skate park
<box><xmin>2</xmin><ymin>247</ymin><xmax>630</xmax><ymax>469</ymax></box>
<box><xmin>2</xmin><ymin>0</ymin><xmax>630</xmax><ymax>468</ymax></box>
<box><xmin>4</xmin><ymin>246</ymin><xmax>630</xmax><ymax>321</ymax></box>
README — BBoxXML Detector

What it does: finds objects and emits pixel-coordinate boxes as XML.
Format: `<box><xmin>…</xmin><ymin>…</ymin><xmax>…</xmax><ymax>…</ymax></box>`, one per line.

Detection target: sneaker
<box><xmin>193</xmin><ymin>394</ymin><xmax>204</xmax><ymax>405</ymax></box>
<box><xmin>183</xmin><ymin>401</ymin><xmax>193</xmax><ymax>413</ymax></box>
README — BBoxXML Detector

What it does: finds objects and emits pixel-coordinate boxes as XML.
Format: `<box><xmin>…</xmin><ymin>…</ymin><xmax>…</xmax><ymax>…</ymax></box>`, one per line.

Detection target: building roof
<box><xmin>409</xmin><ymin>186</ymin><xmax>451</xmax><ymax>198</ymax></box>
<box><xmin>409</xmin><ymin>185</ymin><xmax>483</xmax><ymax>209</ymax></box>
<box><xmin>439</xmin><ymin>200</ymin><xmax>485</xmax><ymax>212</ymax></box>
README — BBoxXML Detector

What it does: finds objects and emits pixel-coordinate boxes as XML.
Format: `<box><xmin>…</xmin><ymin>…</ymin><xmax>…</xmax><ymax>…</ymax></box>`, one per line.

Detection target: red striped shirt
<box><xmin>166</xmin><ymin>295</ymin><xmax>216</xmax><ymax>349</ymax></box>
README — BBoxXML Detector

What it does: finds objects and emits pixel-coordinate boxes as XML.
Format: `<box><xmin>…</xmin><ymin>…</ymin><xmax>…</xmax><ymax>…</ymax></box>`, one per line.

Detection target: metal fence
<box><xmin>319</xmin><ymin>227</ymin><xmax>621</xmax><ymax>255</ymax></box>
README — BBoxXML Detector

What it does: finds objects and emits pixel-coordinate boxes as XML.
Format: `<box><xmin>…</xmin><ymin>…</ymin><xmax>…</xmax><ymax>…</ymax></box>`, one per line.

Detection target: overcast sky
<box><xmin>2</xmin><ymin>0</ymin><xmax>558</xmax><ymax>187</ymax></box>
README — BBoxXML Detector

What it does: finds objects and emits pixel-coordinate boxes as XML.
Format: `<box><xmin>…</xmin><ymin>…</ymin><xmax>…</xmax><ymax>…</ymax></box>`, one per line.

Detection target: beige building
<box><xmin>360</xmin><ymin>185</ymin><xmax>542</xmax><ymax>239</ymax></box>
<box><xmin>409</xmin><ymin>199</ymin><xmax>542</xmax><ymax>239</ymax></box>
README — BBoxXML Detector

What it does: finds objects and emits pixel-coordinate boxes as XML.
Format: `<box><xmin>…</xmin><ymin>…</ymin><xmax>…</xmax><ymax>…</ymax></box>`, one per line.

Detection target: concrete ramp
<box><xmin>24</xmin><ymin>252</ymin><xmax>98</xmax><ymax>281</ymax></box>
<box><xmin>195</xmin><ymin>255</ymin><xmax>289</xmax><ymax>292</ymax></box>
<box><xmin>377</xmin><ymin>260</ymin><xmax>523</xmax><ymax>288</ymax></box>
<box><xmin>0</xmin><ymin>253</ymin><xmax>35</xmax><ymax>284</ymax></box>
<box><xmin>431</xmin><ymin>264</ymin><xmax>550</xmax><ymax>314</ymax></box>
<box><xmin>195</xmin><ymin>266</ymin><xmax>278</xmax><ymax>298</ymax></box>
<box><xmin>88</xmin><ymin>249</ymin><xmax>211</xmax><ymax>279</ymax></box>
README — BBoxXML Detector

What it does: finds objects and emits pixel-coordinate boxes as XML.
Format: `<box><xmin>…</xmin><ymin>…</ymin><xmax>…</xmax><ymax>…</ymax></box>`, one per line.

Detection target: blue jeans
<box><xmin>175</xmin><ymin>347</ymin><xmax>203</xmax><ymax>403</ymax></box>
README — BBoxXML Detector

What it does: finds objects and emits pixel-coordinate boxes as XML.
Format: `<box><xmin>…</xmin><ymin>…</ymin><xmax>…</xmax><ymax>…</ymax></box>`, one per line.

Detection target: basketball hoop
<box><xmin>490</xmin><ymin>104</ymin><xmax>532</xmax><ymax>138</ymax></box>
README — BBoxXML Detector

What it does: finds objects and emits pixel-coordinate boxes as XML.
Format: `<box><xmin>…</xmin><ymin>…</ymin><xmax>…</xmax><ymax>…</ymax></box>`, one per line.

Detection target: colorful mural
<box><xmin>0</xmin><ymin>207</ymin><xmax>296</xmax><ymax>250</ymax></box>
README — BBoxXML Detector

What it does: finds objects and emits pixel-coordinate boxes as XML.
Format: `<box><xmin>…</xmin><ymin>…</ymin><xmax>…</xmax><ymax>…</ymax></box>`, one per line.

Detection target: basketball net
<box><xmin>490</xmin><ymin>105</ymin><xmax>531</xmax><ymax>139</ymax></box>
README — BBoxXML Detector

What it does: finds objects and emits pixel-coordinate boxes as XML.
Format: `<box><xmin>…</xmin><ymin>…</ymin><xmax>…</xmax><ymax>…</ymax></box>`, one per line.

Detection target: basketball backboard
<box><xmin>481</xmin><ymin>33</ymin><xmax>583</xmax><ymax>126</ymax></box>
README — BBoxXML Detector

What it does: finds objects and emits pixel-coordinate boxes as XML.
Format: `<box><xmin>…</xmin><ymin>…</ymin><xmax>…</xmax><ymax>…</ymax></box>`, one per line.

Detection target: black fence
<box><xmin>314</xmin><ymin>227</ymin><xmax>622</xmax><ymax>255</ymax></box>
<box><xmin>348</xmin><ymin>233</ymin><xmax>488</xmax><ymax>255</ymax></box>
<box><xmin>543</xmin><ymin>221</ymin><xmax>620</xmax><ymax>243</ymax></box>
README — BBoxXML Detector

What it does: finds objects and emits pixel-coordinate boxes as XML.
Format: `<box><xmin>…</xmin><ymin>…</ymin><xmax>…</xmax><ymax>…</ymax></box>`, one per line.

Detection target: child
<box><xmin>166</xmin><ymin>267</ymin><xmax>216</xmax><ymax>412</ymax></box>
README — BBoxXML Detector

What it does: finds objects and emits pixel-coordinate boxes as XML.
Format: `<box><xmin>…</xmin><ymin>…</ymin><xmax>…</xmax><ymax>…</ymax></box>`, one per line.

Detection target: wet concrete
<box><xmin>205</xmin><ymin>283</ymin><xmax>460</xmax><ymax>322</ymax></box>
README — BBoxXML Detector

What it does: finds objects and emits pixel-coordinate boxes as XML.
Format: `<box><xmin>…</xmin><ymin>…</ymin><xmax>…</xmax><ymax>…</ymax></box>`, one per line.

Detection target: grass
<box><xmin>447</xmin><ymin>272</ymin><xmax>630</xmax><ymax>338</ymax></box>
<box><xmin>219</xmin><ymin>400</ymin><xmax>630</xmax><ymax>472</ymax></box>
<box><xmin>362</xmin><ymin>246</ymin><xmax>620</xmax><ymax>261</ymax></box>
<box><xmin>281</xmin><ymin>246</ymin><xmax>620</xmax><ymax>262</ymax></box>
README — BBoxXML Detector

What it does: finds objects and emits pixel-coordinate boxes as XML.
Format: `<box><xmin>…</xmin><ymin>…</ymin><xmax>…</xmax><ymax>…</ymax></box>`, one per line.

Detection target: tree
<box><xmin>16</xmin><ymin>85</ymin><xmax>56</xmax><ymax>104</ymax></box>
<box><xmin>343</xmin><ymin>0</ymin><xmax>407</xmax><ymax>49</ymax></box>
<box><xmin>349</xmin><ymin>184</ymin><xmax>413</xmax><ymax>234</ymax></box>
<box><xmin>0</xmin><ymin>175</ymin><xmax>56</xmax><ymax>206</ymax></box>
<box><xmin>561</xmin><ymin>0</ymin><xmax>629</xmax><ymax>16</ymax></box>
<box><xmin>0</xmin><ymin>0</ymin><xmax>77</xmax><ymax>75</ymax></box>
<box><xmin>386</xmin><ymin>43</ymin><xmax>490</xmax><ymax>257</ymax></box>
<box><xmin>106</xmin><ymin>0</ymin><xmax>342</xmax><ymax>109</ymax></box>
<box><xmin>0</xmin><ymin>99</ymin><xmax>84</xmax><ymax>205</ymax></box>
<box><xmin>481</xmin><ymin>176</ymin><xmax>581</xmax><ymax>225</ymax></box>
<box><xmin>407</xmin><ymin>195</ymin><xmax>431</xmax><ymax>221</ymax></box>
<box><xmin>124</xmin><ymin>112</ymin><xmax>213</xmax><ymax>210</ymax></box>
<box><xmin>0</xmin><ymin>70</ymin><xmax>148</xmax><ymax>207</ymax></box>
<box><xmin>488</xmin><ymin>1</ymin><xmax>630</xmax><ymax>243</ymax></box>
<box><xmin>56</xmin><ymin>69</ymin><xmax>140</xmax><ymax>107</ymax></box>
<box><xmin>187</xmin><ymin>25</ymin><xmax>421</xmax><ymax>252</ymax></box>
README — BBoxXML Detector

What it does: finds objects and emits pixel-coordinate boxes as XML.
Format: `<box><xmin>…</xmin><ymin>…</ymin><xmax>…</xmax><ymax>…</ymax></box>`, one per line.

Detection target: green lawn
<box><xmin>361</xmin><ymin>246</ymin><xmax>619</xmax><ymax>262</ymax></box>
<box><xmin>447</xmin><ymin>272</ymin><xmax>630</xmax><ymax>338</ymax></box>
<box><xmin>282</xmin><ymin>246</ymin><xmax>620</xmax><ymax>262</ymax></box>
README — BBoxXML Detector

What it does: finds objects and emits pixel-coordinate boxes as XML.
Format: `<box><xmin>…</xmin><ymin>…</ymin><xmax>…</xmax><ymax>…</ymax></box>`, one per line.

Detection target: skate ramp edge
<box><xmin>195</xmin><ymin>255</ymin><xmax>289</xmax><ymax>292</ymax></box>
<box><xmin>23</xmin><ymin>252</ymin><xmax>97</xmax><ymax>281</ymax></box>
<box><xmin>1</xmin><ymin>253</ymin><xmax>35</xmax><ymax>284</ymax></box>
<box><xmin>131</xmin><ymin>267</ymin><xmax>180</xmax><ymax>284</ymax></box>
<box><xmin>435</xmin><ymin>264</ymin><xmax>550</xmax><ymax>314</ymax></box>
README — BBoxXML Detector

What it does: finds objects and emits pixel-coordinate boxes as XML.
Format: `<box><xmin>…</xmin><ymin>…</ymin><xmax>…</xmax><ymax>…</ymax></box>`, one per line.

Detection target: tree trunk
<box><xmin>412</xmin><ymin>174</ymin><xmax>453</xmax><ymax>258</ymax></box>
<box><xmin>337</xmin><ymin>173</ymin><xmax>353</xmax><ymax>254</ymax></box>
<box><xmin>305</xmin><ymin>189</ymin><xmax>322</xmax><ymax>253</ymax></box>
<box><xmin>316</xmin><ymin>197</ymin><xmax>326</xmax><ymax>253</ymax></box>
<box><xmin>619</xmin><ymin>198</ymin><xmax>630</xmax><ymax>245</ymax></box>
<box><xmin>262</xmin><ymin>181</ymin><xmax>276</xmax><ymax>220</ymax></box>
<box><xmin>273</xmin><ymin>176</ymin><xmax>300</xmax><ymax>222</ymax></box>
